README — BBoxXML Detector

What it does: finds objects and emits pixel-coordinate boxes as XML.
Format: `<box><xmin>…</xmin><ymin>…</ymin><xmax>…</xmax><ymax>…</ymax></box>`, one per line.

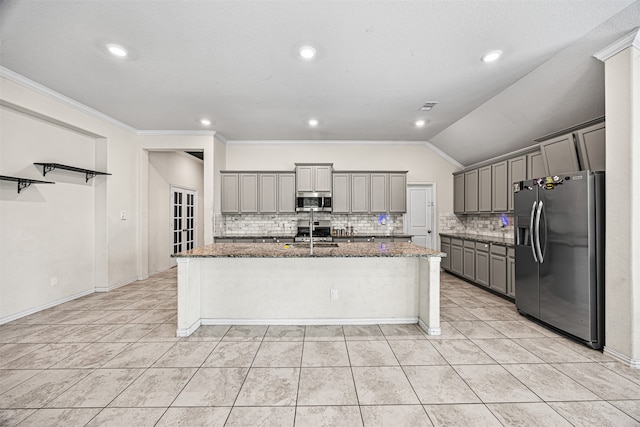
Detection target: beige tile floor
<box><xmin>1</xmin><ymin>269</ymin><xmax>640</xmax><ymax>426</ymax></box>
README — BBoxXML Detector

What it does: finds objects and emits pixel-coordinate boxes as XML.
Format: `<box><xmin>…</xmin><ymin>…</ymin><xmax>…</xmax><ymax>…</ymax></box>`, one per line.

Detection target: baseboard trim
<box><xmin>604</xmin><ymin>346</ymin><xmax>640</xmax><ymax>369</ymax></box>
<box><xmin>177</xmin><ymin>319</ymin><xmax>202</xmax><ymax>337</ymax></box>
<box><xmin>200</xmin><ymin>317</ymin><xmax>419</xmax><ymax>327</ymax></box>
<box><xmin>0</xmin><ymin>289</ymin><xmax>95</xmax><ymax>325</ymax></box>
<box><xmin>95</xmin><ymin>276</ymin><xmax>138</xmax><ymax>293</ymax></box>
<box><xmin>418</xmin><ymin>318</ymin><xmax>441</xmax><ymax>336</ymax></box>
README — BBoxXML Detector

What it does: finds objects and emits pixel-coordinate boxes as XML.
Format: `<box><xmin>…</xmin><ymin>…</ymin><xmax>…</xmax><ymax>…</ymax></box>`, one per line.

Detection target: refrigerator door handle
<box><xmin>530</xmin><ymin>201</ymin><xmax>538</xmax><ymax>263</ymax></box>
<box><xmin>535</xmin><ymin>200</ymin><xmax>544</xmax><ymax>263</ymax></box>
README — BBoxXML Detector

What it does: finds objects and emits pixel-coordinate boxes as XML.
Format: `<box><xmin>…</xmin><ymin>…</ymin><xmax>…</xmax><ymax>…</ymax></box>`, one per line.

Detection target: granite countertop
<box><xmin>173</xmin><ymin>242</ymin><xmax>445</xmax><ymax>258</ymax></box>
<box><xmin>215</xmin><ymin>234</ymin><xmax>413</xmax><ymax>240</ymax></box>
<box><xmin>440</xmin><ymin>232</ymin><xmax>514</xmax><ymax>247</ymax></box>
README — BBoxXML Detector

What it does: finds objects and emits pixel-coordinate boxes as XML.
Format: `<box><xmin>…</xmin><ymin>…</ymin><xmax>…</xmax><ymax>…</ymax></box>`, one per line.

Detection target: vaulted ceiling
<box><xmin>1</xmin><ymin>1</ymin><xmax>639</xmax><ymax>166</ymax></box>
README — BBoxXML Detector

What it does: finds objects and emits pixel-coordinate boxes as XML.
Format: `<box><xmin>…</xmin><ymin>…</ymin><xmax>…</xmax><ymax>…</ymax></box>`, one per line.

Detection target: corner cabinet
<box><xmin>575</xmin><ymin>122</ymin><xmax>605</xmax><ymax>171</ymax></box>
<box><xmin>221</xmin><ymin>173</ymin><xmax>240</xmax><ymax>213</ymax></box>
<box><xmin>453</xmin><ymin>173</ymin><xmax>465</xmax><ymax>213</ymax></box>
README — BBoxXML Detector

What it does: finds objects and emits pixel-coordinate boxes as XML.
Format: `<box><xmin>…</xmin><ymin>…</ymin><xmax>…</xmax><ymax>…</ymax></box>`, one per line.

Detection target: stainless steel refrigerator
<box><xmin>514</xmin><ymin>170</ymin><xmax>604</xmax><ymax>349</ymax></box>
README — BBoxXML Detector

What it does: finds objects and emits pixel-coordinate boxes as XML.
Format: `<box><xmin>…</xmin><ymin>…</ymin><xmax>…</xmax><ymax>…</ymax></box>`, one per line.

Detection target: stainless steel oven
<box><xmin>295</xmin><ymin>192</ymin><xmax>332</xmax><ymax>212</ymax></box>
<box><xmin>295</xmin><ymin>220</ymin><xmax>332</xmax><ymax>242</ymax></box>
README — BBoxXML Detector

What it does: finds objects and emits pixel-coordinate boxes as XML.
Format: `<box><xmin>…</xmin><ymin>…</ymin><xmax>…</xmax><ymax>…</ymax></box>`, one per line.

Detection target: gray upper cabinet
<box><xmin>539</xmin><ymin>133</ymin><xmax>580</xmax><ymax>176</ymax></box>
<box><xmin>351</xmin><ymin>173</ymin><xmax>370</xmax><ymax>213</ymax></box>
<box><xmin>527</xmin><ymin>151</ymin><xmax>545</xmax><ymax>179</ymax></box>
<box><xmin>370</xmin><ymin>173</ymin><xmax>388</xmax><ymax>213</ymax></box>
<box><xmin>277</xmin><ymin>173</ymin><xmax>296</xmax><ymax>213</ymax></box>
<box><xmin>453</xmin><ymin>173</ymin><xmax>465</xmax><ymax>214</ymax></box>
<box><xmin>575</xmin><ymin>122</ymin><xmax>605</xmax><ymax>171</ymax></box>
<box><xmin>389</xmin><ymin>173</ymin><xmax>407</xmax><ymax>213</ymax></box>
<box><xmin>221</xmin><ymin>173</ymin><xmax>239</xmax><ymax>213</ymax></box>
<box><xmin>332</xmin><ymin>173</ymin><xmax>350</xmax><ymax>214</ymax></box>
<box><xmin>295</xmin><ymin>164</ymin><xmax>333</xmax><ymax>193</ymax></box>
<box><xmin>296</xmin><ymin>165</ymin><xmax>313</xmax><ymax>192</ymax></box>
<box><xmin>259</xmin><ymin>173</ymin><xmax>277</xmax><ymax>213</ymax></box>
<box><xmin>239</xmin><ymin>173</ymin><xmax>258</xmax><ymax>213</ymax></box>
<box><xmin>464</xmin><ymin>169</ymin><xmax>478</xmax><ymax>213</ymax></box>
<box><xmin>491</xmin><ymin>161</ymin><xmax>508</xmax><ymax>212</ymax></box>
<box><xmin>478</xmin><ymin>165</ymin><xmax>492</xmax><ymax>212</ymax></box>
<box><xmin>507</xmin><ymin>156</ymin><xmax>527</xmax><ymax>211</ymax></box>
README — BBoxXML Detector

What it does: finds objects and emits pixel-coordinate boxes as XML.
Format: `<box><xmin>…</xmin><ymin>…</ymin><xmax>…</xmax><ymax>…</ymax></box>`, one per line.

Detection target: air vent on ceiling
<box><xmin>419</xmin><ymin>101</ymin><xmax>438</xmax><ymax>111</ymax></box>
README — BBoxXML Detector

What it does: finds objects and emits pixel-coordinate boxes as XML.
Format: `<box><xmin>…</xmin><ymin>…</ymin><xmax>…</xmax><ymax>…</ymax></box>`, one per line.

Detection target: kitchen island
<box><xmin>173</xmin><ymin>242</ymin><xmax>445</xmax><ymax>337</ymax></box>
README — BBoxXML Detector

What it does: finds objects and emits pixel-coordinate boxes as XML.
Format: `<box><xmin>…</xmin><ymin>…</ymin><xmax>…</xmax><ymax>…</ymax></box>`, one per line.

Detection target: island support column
<box><xmin>176</xmin><ymin>258</ymin><xmax>201</xmax><ymax>337</ymax></box>
<box><xmin>418</xmin><ymin>256</ymin><xmax>441</xmax><ymax>335</ymax></box>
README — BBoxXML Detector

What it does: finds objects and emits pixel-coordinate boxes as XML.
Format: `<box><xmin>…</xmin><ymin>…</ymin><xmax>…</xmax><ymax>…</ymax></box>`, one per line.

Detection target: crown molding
<box><xmin>423</xmin><ymin>141</ymin><xmax>465</xmax><ymax>169</ymax></box>
<box><xmin>227</xmin><ymin>140</ymin><xmax>427</xmax><ymax>146</ymax></box>
<box><xmin>593</xmin><ymin>27</ymin><xmax>640</xmax><ymax>62</ymax></box>
<box><xmin>137</xmin><ymin>130</ymin><xmax>216</xmax><ymax>136</ymax></box>
<box><xmin>0</xmin><ymin>66</ymin><xmax>138</xmax><ymax>133</ymax></box>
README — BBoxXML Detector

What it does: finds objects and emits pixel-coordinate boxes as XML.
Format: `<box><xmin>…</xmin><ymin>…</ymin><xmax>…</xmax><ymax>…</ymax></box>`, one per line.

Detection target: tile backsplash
<box><xmin>215</xmin><ymin>213</ymin><xmax>404</xmax><ymax>237</ymax></box>
<box><xmin>439</xmin><ymin>212</ymin><xmax>514</xmax><ymax>239</ymax></box>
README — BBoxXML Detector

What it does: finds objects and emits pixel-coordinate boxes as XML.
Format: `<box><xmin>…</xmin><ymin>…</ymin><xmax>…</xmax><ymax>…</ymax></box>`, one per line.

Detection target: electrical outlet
<box><xmin>330</xmin><ymin>289</ymin><xmax>338</xmax><ymax>300</ymax></box>
<box><xmin>50</xmin><ymin>276</ymin><xmax>58</xmax><ymax>286</ymax></box>
<box><xmin>120</xmin><ymin>210</ymin><xmax>127</xmax><ymax>220</ymax></box>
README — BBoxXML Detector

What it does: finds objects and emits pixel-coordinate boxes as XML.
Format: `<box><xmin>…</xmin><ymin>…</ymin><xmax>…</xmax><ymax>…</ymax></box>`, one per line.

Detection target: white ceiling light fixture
<box><xmin>200</xmin><ymin>118</ymin><xmax>211</xmax><ymax>126</ymax></box>
<box><xmin>106</xmin><ymin>43</ymin><xmax>128</xmax><ymax>58</ymax></box>
<box><xmin>415</xmin><ymin>119</ymin><xmax>427</xmax><ymax>127</ymax></box>
<box><xmin>481</xmin><ymin>50</ymin><xmax>503</xmax><ymax>63</ymax></box>
<box><xmin>298</xmin><ymin>45</ymin><xmax>317</xmax><ymax>61</ymax></box>
<box><xmin>308</xmin><ymin>118</ymin><xmax>319</xmax><ymax>127</ymax></box>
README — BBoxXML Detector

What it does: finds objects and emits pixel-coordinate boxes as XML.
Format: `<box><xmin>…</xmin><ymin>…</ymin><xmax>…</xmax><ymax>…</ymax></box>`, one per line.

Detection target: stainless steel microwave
<box><xmin>296</xmin><ymin>192</ymin><xmax>332</xmax><ymax>212</ymax></box>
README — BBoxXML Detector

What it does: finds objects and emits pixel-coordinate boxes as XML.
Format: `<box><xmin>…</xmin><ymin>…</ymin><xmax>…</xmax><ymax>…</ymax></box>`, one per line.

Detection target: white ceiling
<box><xmin>1</xmin><ymin>0</ymin><xmax>638</xmax><ymax>166</ymax></box>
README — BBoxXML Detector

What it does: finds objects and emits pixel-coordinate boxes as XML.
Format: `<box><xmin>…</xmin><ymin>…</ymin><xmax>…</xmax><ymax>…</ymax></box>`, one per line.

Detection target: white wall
<box><xmin>148</xmin><ymin>151</ymin><xmax>204</xmax><ymax>274</ymax></box>
<box><xmin>0</xmin><ymin>107</ymin><xmax>97</xmax><ymax>318</ymax></box>
<box><xmin>224</xmin><ymin>141</ymin><xmax>458</xmax><ymax>226</ymax></box>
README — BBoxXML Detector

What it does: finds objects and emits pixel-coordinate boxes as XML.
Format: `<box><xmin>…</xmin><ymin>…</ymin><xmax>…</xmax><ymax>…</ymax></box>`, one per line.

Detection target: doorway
<box><xmin>169</xmin><ymin>185</ymin><xmax>197</xmax><ymax>267</ymax></box>
<box><xmin>405</xmin><ymin>183</ymin><xmax>436</xmax><ymax>249</ymax></box>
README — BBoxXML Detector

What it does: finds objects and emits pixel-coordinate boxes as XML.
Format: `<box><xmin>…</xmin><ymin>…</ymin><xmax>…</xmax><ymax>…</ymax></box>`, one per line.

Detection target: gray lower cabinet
<box><xmin>441</xmin><ymin>235</ymin><xmax>514</xmax><ymax>298</ymax></box>
<box><xmin>475</xmin><ymin>242</ymin><xmax>490</xmax><ymax>286</ymax></box>
<box><xmin>440</xmin><ymin>236</ymin><xmax>451</xmax><ymax>271</ymax></box>
<box><xmin>462</xmin><ymin>240</ymin><xmax>475</xmax><ymax>281</ymax></box>
<box><xmin>507</xmin><ymin>247</ymin><xmax>515</xmax><ymax>297</ymax></box>
<box><xmin>450</xmin><ymin>239</ymin><xmax>463</xmax><ymax>276</ymax></box>
<box><xmin>489</xmin><ymin>245</ymin><xmax>507</xmax><ymax>294</ymax></box>
<box><xmin>575</xmin><ymin>122</ymin><xmax>605</xmax><ymax>171</ymax></box>
<box><xmin>454</xmin><ymin>173</ymin><xmax>465</xmax><ymax>214</ymax></box>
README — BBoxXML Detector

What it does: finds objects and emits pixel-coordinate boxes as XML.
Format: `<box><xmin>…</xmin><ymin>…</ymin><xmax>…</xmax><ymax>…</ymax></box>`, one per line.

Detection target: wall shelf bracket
<box><xmin>34</xmin><ymin>163</ymin><xmax>111</xmax><ymax>183</ymax></box>
<box><xmin>0</xmin><ymin>175</ymin><xmax>55</xmax><ymax>193</ymax></box>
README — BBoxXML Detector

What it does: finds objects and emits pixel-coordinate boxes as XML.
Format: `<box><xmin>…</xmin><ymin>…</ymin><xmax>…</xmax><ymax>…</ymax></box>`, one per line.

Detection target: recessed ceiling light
<box><xmin>299</xmin><ymin>45</ymin><xmax>317</xmax><ymax>60</ymax></box>
<box><xmin>481</xmin><ymin>50</ymin><xmax>503</xmax><ymax>63</ymax></box>
<box><xmin>200</xmin><ymin>118</ymin><xmax>211</xmax><ymax>126</ymax></box>
<box><xmin>308</xmin><ymin>118</ymin><xmax>319</xmax><ymax>127</ymax></box>
<box><xmin>415</xmin><ymin>120</ymin><xmax>426</xmax><ymax>127</ymax></box>
<box><xmin>106</xmin><ymin>43</ymin><xmax>128</xmax><ymax>58</ymax></box>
